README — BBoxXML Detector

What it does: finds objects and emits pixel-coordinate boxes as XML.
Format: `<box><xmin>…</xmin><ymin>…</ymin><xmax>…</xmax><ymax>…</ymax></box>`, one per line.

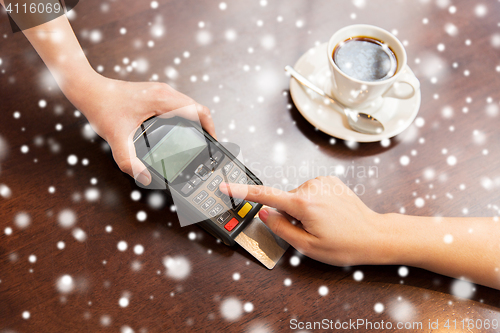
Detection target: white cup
<box><xmin>327</xmin><ymin>24</ymin><xmax>420</xmax><ymax>111</ymax></box>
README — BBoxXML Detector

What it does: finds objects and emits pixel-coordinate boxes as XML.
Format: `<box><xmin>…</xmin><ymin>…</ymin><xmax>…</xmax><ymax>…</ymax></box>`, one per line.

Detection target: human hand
<box><xmin>220</xmin><ymin>176</ymin><xmax>393</xmax><ymax>267</ymax></box>
<box><xmin>7</xmin><ymin>11</ymin><xmax>215</xmax><ymax>186</ymax></box>
<box><xmin>66</xmin><ymin>73</ymin><xmax>216</xmax><ymax>185</ymax></box>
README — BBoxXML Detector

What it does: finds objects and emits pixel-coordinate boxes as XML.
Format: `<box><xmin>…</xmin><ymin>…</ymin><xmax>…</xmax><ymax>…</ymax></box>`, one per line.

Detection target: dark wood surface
<box><xmin>1</xmin><ymin>0</ymin><xmax>500</xmax><ymax>332</ymax></box>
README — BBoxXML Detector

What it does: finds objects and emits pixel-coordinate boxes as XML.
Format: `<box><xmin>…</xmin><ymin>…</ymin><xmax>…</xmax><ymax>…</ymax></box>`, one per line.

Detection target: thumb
<box><xmin>129</xmin><ymin>157</ymin><xmax>152</xmax><ymax>186</ymax></box>
<box><xmin>259</xmin><ymin>208</ymin><xmax>314</xmax><ymax>253</ymax></box>
<box><xmin>110</xmin><ymin>136</ymin><xmax>152</xmax><ymax>186</ymax></box>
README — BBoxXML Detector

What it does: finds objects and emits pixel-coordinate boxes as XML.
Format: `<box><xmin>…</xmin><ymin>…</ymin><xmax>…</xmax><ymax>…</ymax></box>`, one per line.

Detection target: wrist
<box><xmin>376</xmin><ymin>212</ymin><xmax>429</xmax><ymax>267</ymax></box>
<box><xmin>61</xmin><ymin>66</ymin><xmax>101</xmax><ymax>101</ymax></box>
<box><xmin>61</xmin><ymin>67</ymin><xmax>108</xmax><ymax>120</ymax></box>
<box><xmin>367</xmin><ymin>212</ymin><xmax>401</xmax><ymax>265</ymax></box>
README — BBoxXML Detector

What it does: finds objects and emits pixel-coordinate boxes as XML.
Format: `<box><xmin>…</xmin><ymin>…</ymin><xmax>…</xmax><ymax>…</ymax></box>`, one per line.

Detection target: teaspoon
<box><xmin>285</xmin><ymin>65</ymin><xmax>385</xmax><ymax>135</ymax></box>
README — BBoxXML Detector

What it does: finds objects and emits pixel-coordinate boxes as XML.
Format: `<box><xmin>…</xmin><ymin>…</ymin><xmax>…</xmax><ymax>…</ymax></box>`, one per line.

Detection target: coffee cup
<box><xmin>326</xmin><ymin>24</ymin><xmax>420</xmax><ymax>112</ymax></box>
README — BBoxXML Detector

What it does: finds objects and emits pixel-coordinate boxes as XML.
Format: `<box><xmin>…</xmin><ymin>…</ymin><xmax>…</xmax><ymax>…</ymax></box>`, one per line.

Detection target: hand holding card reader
<box><xmin>133</xmin><ymin>116</ymin><xmax>270</xmax><ymax>249</ymax></box>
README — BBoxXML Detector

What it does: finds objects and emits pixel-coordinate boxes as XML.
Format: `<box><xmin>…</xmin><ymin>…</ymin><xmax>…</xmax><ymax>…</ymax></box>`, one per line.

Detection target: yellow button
<box><xmin>237</xmin><ymin>202</ymin><xmax>252</xmax><ymax>218</ymax></box>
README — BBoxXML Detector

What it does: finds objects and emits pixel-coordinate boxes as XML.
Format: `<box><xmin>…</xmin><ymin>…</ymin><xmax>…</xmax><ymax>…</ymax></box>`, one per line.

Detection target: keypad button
<box><xmin>190</xmin><ymin>175</ymin><xmax>203</xmax><ymax>187</ymax></box>
<box><xmin>212</xmin><ymin>151</ymin><xmax>224</xmax><ymax>162</ymax></box>
<box><xmin>237</xmin><ymin>202</ymin><xmax>253</xmax><ymax>218</ymax></box>
<box><xmin>207</xmin><ymin>175</ymin><xmax>223</xmax><ymax>191</ymax></box>
<box><xmin>193</xmin><ymin>191</ymin><xmax>208</xmax><ymax>204</ymax></box>
<box><xmin>195</xmin><ymin>164</ymin><xmax>212</xmax><ymax>181</ymax></box>
<box><xmin>214</xmin><ymin>188</ymin><xmax>223</xmax><ymax>198</ymax></box>
<box><xmin>224</xmin><ymin>218</ymin><xmax>239</xmax><ymax>232</ymax></box>
<box><xmin>209</xmin><ymin>204</ymin><xmax>224</xmax><ymax>217</ymax></box>
<box><xmin>238</xmin><ymin>175</ymin><xmax>247</xmax><ymax>184</ymax></box>
<box><xmin>181</xmin><ymin>182</ymin><xmax>195</xmax><ymax>195</ymax></box>
<box><xmin>232</xmin><ymin>197</ymin><xmax>243</xmax><ymax>208</ymax></box>
<box><xmin>222</xmin><ymin>194</ymin><xmax>232</xmax><ymax>206</ymax></box>
<box><xmin>201</xmin><ymin>197</ymin><xmax>216</xmax><ymax>210</ymax></box>
<box><xmin>222</xmin><ymin>162</ymin><xmax>234</xmax><ymax>175</ymax></box>
<box><xmin>229</xmin><ymin>169</ymin><xmax>241</xmax><ymax>182</ymax></box>
<box><xmin>217</xmin><ymin>211</ymin><xmax>231</xmax><ymax>224</ymax></box>
<box><xmin>247</xmin><ymin>179</ymin><xmax>255</xmax><ymax>185</ymax></box>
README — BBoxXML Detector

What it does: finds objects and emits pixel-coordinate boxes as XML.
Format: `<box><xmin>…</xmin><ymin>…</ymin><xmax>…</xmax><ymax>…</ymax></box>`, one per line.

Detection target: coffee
<box><xmin>333</xmin><ymin>37</ymin><xmax>397</xmax><ymax>82</ymax></box>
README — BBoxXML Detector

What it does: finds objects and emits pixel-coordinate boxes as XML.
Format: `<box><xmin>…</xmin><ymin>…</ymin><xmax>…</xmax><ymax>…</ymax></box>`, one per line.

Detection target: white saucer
<box><xmin>289</xmin><ymin>43</ymin><xmax>421</xmax><ymax>143</ymax></box>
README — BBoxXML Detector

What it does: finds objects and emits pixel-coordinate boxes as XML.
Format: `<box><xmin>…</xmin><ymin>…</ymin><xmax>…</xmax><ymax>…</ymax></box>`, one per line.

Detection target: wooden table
<box><xmin>1</xmin><ymin>0</ymin><xmax>500</xmax><ymax>331</ymax></box>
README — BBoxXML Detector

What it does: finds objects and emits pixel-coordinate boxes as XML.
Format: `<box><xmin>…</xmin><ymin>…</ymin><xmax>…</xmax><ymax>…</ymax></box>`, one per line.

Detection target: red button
<box><xmin>224</xmin><ymin>218</ymin><xmax>239</xmax><ymax>232</ymax></box>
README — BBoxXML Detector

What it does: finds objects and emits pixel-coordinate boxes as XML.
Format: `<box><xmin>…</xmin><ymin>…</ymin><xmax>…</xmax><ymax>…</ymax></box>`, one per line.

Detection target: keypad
<box><xmin>193</xmin><ymin>190</ymin><xmax>208</xmax><ymax>204</ymax></box>
<box><xmin>232</xmin><ymin>197</ymin><xmax>243</xmax><ymax>208</ymax></box>
<box><xmin>194</xmin><ymin>164</ymin><xmax>211</xmax><ymax>181</ymax></box>
<box><xmin>201</xmin><ymin>197</ymin><xmax>216</xmax><ymax>210</ymax></box>
<box><xmin>222</xmin><ymin>162</ymin><xmax>233</xmax><ymax>174</ymax></box>
<box><xmin>237</xmin><ymin>175</ymin><xmax>247</xmax><ymax>184</ymax></box>
<box><xmin>222</xmin><ymin>194</ymin><xmax>232</xmax><ymax>206</ymax></box>
<box><xmin>185</xmin><ymin>153</ymin><xmax>258</xmax><ymax>234</ymax></box>
<box><xmin>207</xmin><ymin>175</ymin><xmax>223</xmax><ymax>191</ymax></box>
<box><xmin>181</xmin><ymin>182</ymin><xmax>195</xmax><ymax>195</ymax></box>
<box><xmin>220</xmin><ymin>194</ymin><xmax>242</xmax><ymax>208</ymax></box>
<box><xmin>209</xmin><ymin>204</ymin><xmax>224</xmax><ymax>217</ymax></box>
<box><xmin>229</xmin><ymin>169</ymin><xmax>241</xmax><ymax>182</ymax></box>
<box><xmin>190</xmin><ymin>175</ymin><xmax>202</xmax><ymax>187</ymax></box>
<box><xmin>217</xmin><ymin>211</ymin><xmax>231</xmax><ymax>224</ymax></box>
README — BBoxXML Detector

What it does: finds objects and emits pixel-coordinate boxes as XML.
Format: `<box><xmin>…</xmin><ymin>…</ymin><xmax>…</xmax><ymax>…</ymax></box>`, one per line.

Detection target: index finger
<box><xmin>219</xmin><ymin>183</ymin><xmax>296</xmax><ymax>215</ymax></box>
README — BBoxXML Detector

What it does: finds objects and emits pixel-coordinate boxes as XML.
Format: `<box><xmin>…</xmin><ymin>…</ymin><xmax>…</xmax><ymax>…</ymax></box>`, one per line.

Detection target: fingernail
<box><xmin>136</xmin><ymin>172</ymin><xmax>151</xmax><ymax>186</ymax></box>
<box><xmin>259</xmin><ymin>209</ymin><xmax>269</xmax><ymax>223</ymax></box>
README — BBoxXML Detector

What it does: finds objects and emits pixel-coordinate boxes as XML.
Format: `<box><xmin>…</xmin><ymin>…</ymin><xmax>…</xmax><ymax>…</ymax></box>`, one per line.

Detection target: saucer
<box><xmin>289</xmin><ymin>43</ymin><xmax>421</xmax><ymax>143</ymax></box>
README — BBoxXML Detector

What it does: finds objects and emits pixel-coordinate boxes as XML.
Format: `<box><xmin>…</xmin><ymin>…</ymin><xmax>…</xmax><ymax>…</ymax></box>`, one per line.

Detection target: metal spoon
<box><xmin>285</xmin><ymin>65</ymin><xmax>385</xmax><ymax>135</ymax></box>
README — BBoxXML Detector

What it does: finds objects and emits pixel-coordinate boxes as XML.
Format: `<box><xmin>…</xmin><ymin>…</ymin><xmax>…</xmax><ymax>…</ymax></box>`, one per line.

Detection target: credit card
<box><xmin>235</xmin><ymin>212</ymin><xmax>289</xmax><ymax>269</ymax></box>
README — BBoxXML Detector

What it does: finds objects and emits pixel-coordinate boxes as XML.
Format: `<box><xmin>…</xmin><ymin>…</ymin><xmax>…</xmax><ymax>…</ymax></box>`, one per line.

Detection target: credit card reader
<box><xmin>133</xmin><ymin>116</ymin><xmax>262</xmax><ymax>246</ymax></box>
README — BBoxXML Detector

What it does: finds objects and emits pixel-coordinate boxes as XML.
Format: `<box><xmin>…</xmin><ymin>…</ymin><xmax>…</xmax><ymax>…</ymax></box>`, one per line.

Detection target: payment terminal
<box><xmin>133</xmin><ymin>116</ymin><xmax>263</xmax><ymax>247</ymax></box>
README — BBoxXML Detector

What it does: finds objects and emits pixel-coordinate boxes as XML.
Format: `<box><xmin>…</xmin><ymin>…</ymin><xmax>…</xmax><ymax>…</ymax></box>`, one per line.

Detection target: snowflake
<box><xmin>398</xmin><ymin>266</ymin><xmax>409</xmax><ymax>277</ymax></box>
<box><xmin>133</xmin><ymin>245</ymin><xmax>144</xmax><ymax>255</ymax></box>
<box><xmin>85</xmin><ymin>188</ymin><xmax>100</xmax><ymax>201</ymax></box>
<box><xmin>14</xmin><ymin>212</ymin><xmax>31</xmax><ymax>229</ymax></box>
<box><xmin>474</xmin><ymin>4</ymin><xmax>487</xmax><ymax>17</ymax></box>
<box><xmin>220</xmin><ymin>297</ymin><xmax>242</xmax><ymax>321</ymax></box>
<box><xmin>67</xmin><ymin>155</ymin><xmax>78</xmax><ymax>165</ymax></box>
<box><xmin>374</xmin><ymin>302</ymin><xmax>384</xmax><ymax>313</ymax></box>
<box><xmin>415</xmin><ymin>197</ymin><xmax>425</xmax><ymax>208</ymax></box>
<box><xmin>56</xmin><ymin>275</ymin><xmax>75</xmax><ymax>293</ymax></box>
<box><xmin>353</xmin><ymin>270</ymin><xmax>364</xmax><ymax>281</ymax></box>
<box><xmin>136</xmin><ymin>211</ymin><xmax>147</xmax><ymax>222</ymax></box>
<box><xmin>89</xmin><ymin>30</ymin><xmax>103</xmax><ymax>43</ymax></box>
<box><xmin>163</xmin><ymin>256</ymin><xmax>191</xmax><ymax>280</ymax></box>
<box><xmin>318</xmin><ymin>286</ymin><xmax>329</xmax><ymax>296</ymax></box>
<box><xmin>72</xmin><ymin>228</ymin><xmax>87</xmax><ymax>242</ymax></box>
<box><xmin>117</xmin><ymin>241</ymin><xmax>128</xmax><ymax>251</ymax></box>
<box><xmin>0</xmin><ymin>184</ymin><xmax>12</xmax><ymax>198</ymax></box>
<box><xmin>388</xmin><ymin>298</ymin><xmax>414</xmax><ymax>322</ymax></box>
<box><xmin>443</xmin><ymin>234</ymin><xmax>453</xmax><ymax>244</ymax></box>
<box><xmin>451</xmin><ymin>279</ymin><xmax>475</xmax><ymax>298</ymax></box>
